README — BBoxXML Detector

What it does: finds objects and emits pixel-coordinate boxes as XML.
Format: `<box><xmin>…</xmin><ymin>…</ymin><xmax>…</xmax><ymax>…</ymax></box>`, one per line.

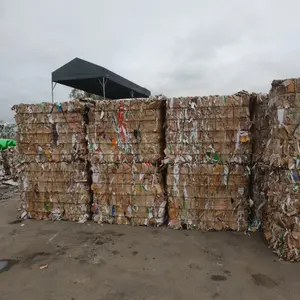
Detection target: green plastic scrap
<box><xmin>0</xmin><ymin>139</ymin><xmax>17</xmax><ymax>151</ymax></box>
<box><xmin>206</xmin><ymin>151</ymin><xmax>221</xmax><ymax>163</ymax></box>
<box><xmin>44</xmin><ymin>202</ymin><xmax>51</xmax><ymax>213</ymax></box>
<box><xmin>213</xmin><ymin>152</ymin><xmax>219</xmax><ymax>161</ymax></box>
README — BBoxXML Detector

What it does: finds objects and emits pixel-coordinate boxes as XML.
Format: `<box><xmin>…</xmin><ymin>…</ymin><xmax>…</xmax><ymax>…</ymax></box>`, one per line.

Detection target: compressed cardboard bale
<box><xmin>269</xmin><ymin>78</ymin><xmax>300</xmax><ymax>98</ymax></box>
<box><xmin>260</xmin><ymin>79</ymin><xmax>300</xmax><ymax>169</ymax></box>
<box><xmin>13</xmin><ymin>100</ymin><xmax>89</xmax><ymax>163</ymax></box>
<box><xmin>164</xmin><ymin>92</ymin><xmax>252</xmax><ymax>165</ymax></box>
<box><xmin>262</xmin><ymin>169</ymin><xmax>300</xmax><ymax>261</ymax></box>
<box><xmin>165</xmin><ymin>92</ymin><xmax>251</xmax><ymax>231</ymax></box>
<box><xmin>87</xmin><ymin>97</ymin><xmax>165</xmax><ymax>164</ymax></box>
<box><xmin>21</xmin><ymin>194</ymin><xmax>89</xmax><ymax>221</ymax></box>
<box><xmin>251</xmin><ymin>79</ymin><xmax>300</xmax><ymax>260</ymax></box>
<box><xmin>90</xmin><ymin>162</ymin><xmax>166</xmax><ymax>226</ymax></box>
<box><xmin>167</xmin><ymin>163</ymin><xmax>249</xmax><ymax>231</ymax></box>
<box><xmin>13</xmin><ymin>100</ymin><xmax>92</xmax><ymax>221</ymax></box>
<box><xmin>87</xmin><ymin>97</ymin><xmax>167</xmax><ymax>226</ymax></box>
<box><xmin>18</xmin><ymin>161</ymin><xmax>90</xmax><ymax>221</ymax></box>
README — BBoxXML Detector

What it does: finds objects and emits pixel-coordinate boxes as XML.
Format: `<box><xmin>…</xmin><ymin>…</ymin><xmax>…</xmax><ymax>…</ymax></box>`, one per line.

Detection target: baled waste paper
<box><xmin>87</xmin><ymin>98</ymin><xmax>166</xmax><ymax>226</ymax></box>
<box><xmin>253</xmin><ymin>79</ymin><xmax>300</xmax><ymax>261</ymax></box>
<box><xmin>164</xmin><ymin>93</ymin><xmax>252</xmax><ymax>230</ymax></box>
<box><xmin>13</xmin><ymin>101</ymin><xmax>91</xmax><ymax>221</ymax></box>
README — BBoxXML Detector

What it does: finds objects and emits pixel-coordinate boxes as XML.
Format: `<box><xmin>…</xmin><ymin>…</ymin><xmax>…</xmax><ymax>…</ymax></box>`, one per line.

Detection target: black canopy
<box><xmin>52</xmin><ymin>58</ymin><xmax>151</xmax><ymax>100</ymax></box>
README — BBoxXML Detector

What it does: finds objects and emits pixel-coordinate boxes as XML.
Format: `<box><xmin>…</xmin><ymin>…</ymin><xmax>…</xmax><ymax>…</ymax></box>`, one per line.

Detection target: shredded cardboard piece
<box><xmin>39</xmin><ymin>264</ymin><xmax>48</xmax><ymax>270</ymax></box>
<box><xmin>165</xmin><ymin>93</ymin><xmax>251</xmax><ymax>230</ymax></box>
<box><xmin>13</xmin><ymin>101</ymin><xmax>91</xmax><ymax>221</ymax></box>
<box><xmin>87</xmin><ymin>98</ymin><xmax>167</xmax><ymax>226</ymax></box>
<box><xmin>90</xmin><ymin>162</ymin><xmax>166</xmax><ymax>226</ymax></box>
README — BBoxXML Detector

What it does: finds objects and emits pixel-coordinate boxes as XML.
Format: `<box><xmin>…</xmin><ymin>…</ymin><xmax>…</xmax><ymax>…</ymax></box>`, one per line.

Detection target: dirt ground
<box><xmin>1</xmin><ymin>194</ymin><xmax>300</xmax><ymax>300</ymax></box>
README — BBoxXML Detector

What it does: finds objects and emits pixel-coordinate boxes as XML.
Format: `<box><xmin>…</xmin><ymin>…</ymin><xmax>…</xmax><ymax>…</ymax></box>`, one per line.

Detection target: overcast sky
<box><xmin>1</xmin><ymin>0</ymin><xmax>300</xmax><ymax>120</ymax></box>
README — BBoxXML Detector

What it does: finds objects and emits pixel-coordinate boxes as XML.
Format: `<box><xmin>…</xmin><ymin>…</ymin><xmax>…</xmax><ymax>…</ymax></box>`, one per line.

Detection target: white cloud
<box><xmin>1</xmin><ymin>0</ymin><xmax>300</xmax><ymax>120</ymax></box>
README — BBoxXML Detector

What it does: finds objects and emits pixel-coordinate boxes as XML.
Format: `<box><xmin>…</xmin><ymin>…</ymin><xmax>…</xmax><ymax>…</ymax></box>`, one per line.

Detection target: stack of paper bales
<box><xmin>87</xmin><ymin>98</ymin><xmax>166</xmax><ymax>226</ymax></box>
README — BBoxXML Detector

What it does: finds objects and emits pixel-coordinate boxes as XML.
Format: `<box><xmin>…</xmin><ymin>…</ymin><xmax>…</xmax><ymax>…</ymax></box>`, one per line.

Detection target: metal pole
<box><xmin>51</xmin><ymin>82</ymin><xmax>57</xmax><ymax>103</ymax></box>
<box><xmin>130</xmin><ymin>90</ymin><xmax>134</xmax><ymax>98</ymax></box>
<box><xmin>51</xmin><ymin>81</ymin><xmax>54</xmax><ymax>103</ymax></box>
<box><xmin>98</xmin><ymin>78</ymin><xmax>107</xmax><ymax>100</ymax></box>
<box><xmin>102</xmin><ymin>77</ymin><xmax>106</xmax><ymax>100</ymax></box>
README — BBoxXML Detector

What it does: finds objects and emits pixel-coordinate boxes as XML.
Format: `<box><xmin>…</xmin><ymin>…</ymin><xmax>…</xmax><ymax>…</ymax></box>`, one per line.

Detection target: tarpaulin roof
<box><xmin>52</xmin><ymin>58</ymin><xmax>151</xmax><ymax>99</ymax></box>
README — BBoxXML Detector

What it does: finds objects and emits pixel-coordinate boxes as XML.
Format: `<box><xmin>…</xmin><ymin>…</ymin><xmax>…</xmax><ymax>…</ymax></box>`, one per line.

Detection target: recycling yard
<box><xmin>2</xmin><ymin>65</ymin><xmax>300</xmax><ymax>300</ymax></box>
<box><xmin>0</xmin><ymin>193</ymin><xmax>300</xmax><ymax>300</ymax></box>
<box><xmin>4</xmin><ymin>1</ymin><xmax>300</xmax><ymax>299</ymax></box>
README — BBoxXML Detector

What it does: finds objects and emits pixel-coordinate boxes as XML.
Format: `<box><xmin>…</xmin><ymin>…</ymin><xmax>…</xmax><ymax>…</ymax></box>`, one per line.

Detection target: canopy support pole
<box><xmin>51</xmin><ymin>82</ymin><xmax>57</xmax><ymax>103</ymax></box>
<box><xmin>130</xmin><ymin>90</ymin><xmax>134</xmax><ymax>98</ymax></box>
<box><xmin>98</xmin><ymin>77</ymin><xmax>107</xmax><ymax>100</ymax></box>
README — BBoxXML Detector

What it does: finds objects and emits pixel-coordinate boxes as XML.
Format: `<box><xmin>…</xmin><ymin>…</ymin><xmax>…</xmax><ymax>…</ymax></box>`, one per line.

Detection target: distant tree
<box><xmin>69</xmin><ymin>88</ymin><xmax>104</xmax><ymax>100</ymax></box>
